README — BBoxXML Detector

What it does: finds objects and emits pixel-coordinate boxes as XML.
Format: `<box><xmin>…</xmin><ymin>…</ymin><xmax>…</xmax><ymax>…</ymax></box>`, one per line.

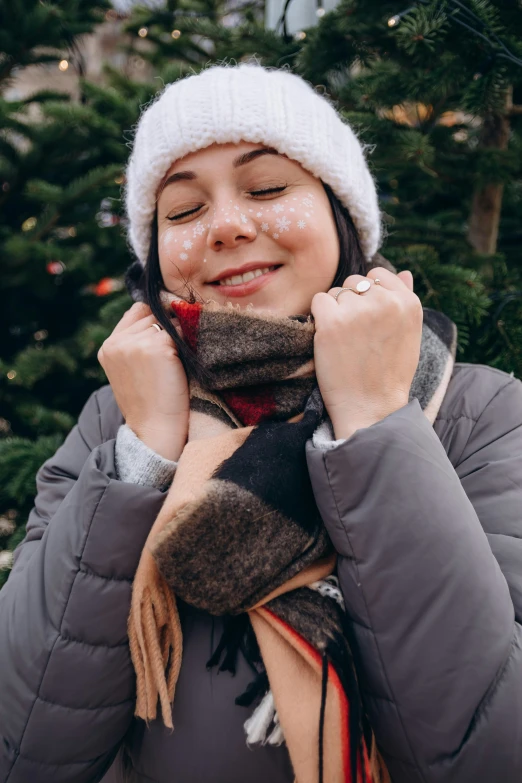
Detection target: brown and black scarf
<box><xmin>128</xmin><ymin>297</ymin><xmax>457</xmax><ymax>783</ymax></box>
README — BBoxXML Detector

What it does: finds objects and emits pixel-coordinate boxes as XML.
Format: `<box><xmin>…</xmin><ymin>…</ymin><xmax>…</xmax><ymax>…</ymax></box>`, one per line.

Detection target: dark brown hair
<box><xmin>125</xmin><ymin>182</ymin><xmax>367</xmax><ymax>386</ymax></box>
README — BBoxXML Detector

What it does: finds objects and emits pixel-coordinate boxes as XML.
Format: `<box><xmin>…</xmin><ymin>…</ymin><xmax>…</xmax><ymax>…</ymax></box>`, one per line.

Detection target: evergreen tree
<box><xmin>0</xmin><ymin>1</ymin><xmax>146</xmax><ymax>582</ymax></box>
<box><xmin>1</xmin><ymin>0</ymin><xmax>521</xmax><ymax>585</ymax></box>
<box><xmin>295</xmin><ymin>0</ymin><xmax>522</xmax><ymax>363</ymax></box>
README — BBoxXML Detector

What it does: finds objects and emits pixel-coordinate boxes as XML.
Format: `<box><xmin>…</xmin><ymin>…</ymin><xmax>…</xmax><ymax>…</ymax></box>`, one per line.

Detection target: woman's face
<box><xmin>155</xmin><ymin>142</ymin><xmax>339</xmax><ymax>317</ymax></box>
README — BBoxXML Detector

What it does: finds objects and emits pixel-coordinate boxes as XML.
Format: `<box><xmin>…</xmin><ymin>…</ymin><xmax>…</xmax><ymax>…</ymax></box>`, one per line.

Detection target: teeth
<box><xmin>219</xmin><ymin>266</ymin><xmax>275</xmax><ymax>286</ymax></box>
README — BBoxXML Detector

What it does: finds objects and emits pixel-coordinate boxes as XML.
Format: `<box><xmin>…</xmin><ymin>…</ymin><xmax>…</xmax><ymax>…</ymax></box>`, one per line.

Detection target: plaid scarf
<box><xmin>128</xmin><ymin>298</ymin><xmax>457</xmax><ymax>783</ymax></box>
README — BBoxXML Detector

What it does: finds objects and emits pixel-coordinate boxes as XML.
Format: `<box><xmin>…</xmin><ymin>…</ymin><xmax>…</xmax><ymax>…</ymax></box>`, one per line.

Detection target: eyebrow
<box><xmin>158</xmin><ymin>147</ymin><xmax>282</xmax><ymax>193</ymax></box>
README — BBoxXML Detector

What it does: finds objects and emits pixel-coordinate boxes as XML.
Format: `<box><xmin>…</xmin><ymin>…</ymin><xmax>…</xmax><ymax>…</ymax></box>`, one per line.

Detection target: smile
<box><xmin>210</xmin><ymin>265</ymin><xmax>282</xmax><ymax>297</ymax></box>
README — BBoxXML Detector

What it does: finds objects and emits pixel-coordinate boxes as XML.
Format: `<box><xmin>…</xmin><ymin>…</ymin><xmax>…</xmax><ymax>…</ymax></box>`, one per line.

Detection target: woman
<box><xmin>1</xmin><ymin>62</ymin><xmax>522</xmax><ymax>783</ymax></box>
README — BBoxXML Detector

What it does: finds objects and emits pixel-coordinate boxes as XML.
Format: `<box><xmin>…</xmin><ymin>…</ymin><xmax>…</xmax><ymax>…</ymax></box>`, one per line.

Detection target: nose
<box><xmin>206</xmin><ymin>205</ymin><xmax>257</xmax><ymax>251</ymax></box>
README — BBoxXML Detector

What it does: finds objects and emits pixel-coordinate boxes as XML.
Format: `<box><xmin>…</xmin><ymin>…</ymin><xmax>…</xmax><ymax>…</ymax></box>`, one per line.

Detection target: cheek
<box><xmin>255</xmin><ymin>193</ymin><xmax>321</xmax><ymax>246</ymax></box>
<box><xmin>158</xmin><ymin>221</ymin><xmax>210</xmax><ymax>279</ymax></box>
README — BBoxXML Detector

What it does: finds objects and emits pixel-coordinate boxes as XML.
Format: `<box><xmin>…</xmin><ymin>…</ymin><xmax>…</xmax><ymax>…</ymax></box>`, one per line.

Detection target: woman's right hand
<box><xmin>98</xmin><ymin>302</ymin><xmax>189</xmax><ymax>462</ymax></box>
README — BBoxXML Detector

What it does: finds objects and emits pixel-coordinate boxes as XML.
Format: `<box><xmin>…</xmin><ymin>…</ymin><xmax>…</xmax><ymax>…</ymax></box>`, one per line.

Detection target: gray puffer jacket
<box><xmin>1</xmin><ymin>362</ymin><xmax>522</xmax><ymax>783</ymax></box>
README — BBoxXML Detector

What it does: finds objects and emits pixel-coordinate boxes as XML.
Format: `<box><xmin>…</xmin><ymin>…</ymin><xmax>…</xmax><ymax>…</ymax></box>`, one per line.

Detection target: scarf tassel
<box><xmin>243</xmin><ymin>689</ymin><xmax>284</xmax><ymax>747</ymax></box>
<box><xmin>128</xmin><ymin>555</ymin><xmax>183</xmax><ymax>730</ymax></box>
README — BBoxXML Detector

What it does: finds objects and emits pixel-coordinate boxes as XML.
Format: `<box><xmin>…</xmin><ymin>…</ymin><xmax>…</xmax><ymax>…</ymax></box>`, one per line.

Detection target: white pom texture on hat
<box><xmin>125</xmin><ymin>62</ymin><xmax>382</xmax><ymax>265</ymax></box>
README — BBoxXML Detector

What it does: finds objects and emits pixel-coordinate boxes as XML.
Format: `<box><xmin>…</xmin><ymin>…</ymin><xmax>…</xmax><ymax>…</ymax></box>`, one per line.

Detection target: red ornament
<box><xmin>94</xmin><ymin>277</ymin><xmax>123</xmax><ymax>296</ymax></box>
<box><xmin>46</xmin><ymin>260</ymin><xmax>65</xmax><ymax>275</ymax></box>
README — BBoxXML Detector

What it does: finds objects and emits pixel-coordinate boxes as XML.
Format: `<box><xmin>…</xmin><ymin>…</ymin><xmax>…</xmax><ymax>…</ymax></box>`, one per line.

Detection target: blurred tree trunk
<box><xmin>467</xmin><ymin>88</ymin><xmax>512</xmax><ymax>255</ymax></box>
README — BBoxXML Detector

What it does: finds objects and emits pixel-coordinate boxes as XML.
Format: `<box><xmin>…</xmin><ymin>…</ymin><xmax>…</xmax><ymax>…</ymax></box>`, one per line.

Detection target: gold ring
<box><xmin>334</xmin><ymin>287</ymin><xmax>359</xmax><ymax>302</ymax></box>
<box><xmin>150</xmin><ymin>323</ymin><xmax>162</xmax><ymax>332</ymax></box>
<box><xmin>356</xmin><ymin>279</ymin><xmax>372</xmax><ymax>294</ymax></box>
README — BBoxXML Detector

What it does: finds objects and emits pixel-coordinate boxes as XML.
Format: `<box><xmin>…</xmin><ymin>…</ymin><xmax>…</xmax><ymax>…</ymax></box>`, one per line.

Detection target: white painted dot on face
<box><xmin>183</xmin><ymin>239</ymin><xmax>193</xmax><ymax>249</ymax></box>
<box><xmin>261</xmin><ymin>222</ymin><xmax>269</xmax><ymax>232</ymax></box>
<box><xmin>289</xmin><ymin>208</ymin><xmax>295</xmax><ymax>212</ymax></box>
<box><xmin>240</xmin><ymin>214</ymin><xmax>248</xmax><ymax>224</ymax></box>
<box><xmin>273</xmin><ymin>232</ymin><xmax>279</xmax><ymax>239</ymax></box>
<box><xmin>297</xmin><ymin>220</ymin><xmax>306</xmax><ymax>229</ymax></box>
<box><xmin>272</xmin><ymin>204</ymin><xmax>284</xmax><ymax>214</ymax></box>
<box><xmin>248</xmin><ymin>209</ymin><xmax>253</xmax><ymax>213</ymax></box>
<box><xmin>305</xmin><ymin>212</ymin><xmax>310</xmax><ymax>217</ymax></box>
<box><xmin>225</xmin><ymin>218</ymin><xmax>230</xmax><ymax>223</ymax></box>
<box><xmin>256</xmin><ymin>212</ymin><xmax>262</xmax><ymax>217</ymax></box>
<box><xmin>180</xmin><ymin>252</ymin><xmax>188</xmax><ymax>261</ymax></box>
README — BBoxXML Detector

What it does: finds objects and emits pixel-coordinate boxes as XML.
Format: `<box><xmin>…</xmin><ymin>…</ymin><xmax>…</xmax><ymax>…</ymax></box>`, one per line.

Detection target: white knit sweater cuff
<box><xmin>115</xmin><ymin>424</ymin><xmax>177</xmax><ymax>490</ymax></box>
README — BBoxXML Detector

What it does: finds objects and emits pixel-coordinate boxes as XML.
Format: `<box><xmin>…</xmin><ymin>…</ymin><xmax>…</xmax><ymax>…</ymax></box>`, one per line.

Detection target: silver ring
<box><xmin>150</xmin><ymin>323</ymin><xmax>162</xmax><ymax>332</ymax></box>
<box><xmin>334</xmin><ymin>287</ymin><xmax>358</xmax><ymax>302</ymax></box>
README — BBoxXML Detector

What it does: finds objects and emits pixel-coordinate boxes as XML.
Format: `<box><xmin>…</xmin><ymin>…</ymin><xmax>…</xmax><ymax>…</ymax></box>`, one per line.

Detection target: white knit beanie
<box><xmin>125</xmin><ymin>62</ymin><xmax>382</xmax><ymax>265</ymax></box>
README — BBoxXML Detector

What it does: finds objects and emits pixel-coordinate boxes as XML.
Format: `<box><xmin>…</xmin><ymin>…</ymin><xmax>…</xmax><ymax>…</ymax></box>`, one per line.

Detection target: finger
<box><xmin>120</xmin><ymin>323</ymin><xmax>177</xmax><ymax>350</ymax></box>
<box><xmin>329</xmin><ymin>274</ymin><xmax>387</xmax><ymax>307</ymax></box>
<box><xmin>120</xmin><ymin>314</ymin><xmax>163</xmax><ymax>335</ymax></box>
<box><xmin>328</xmin><ymin>274</ymin><xmax>371</xmax><ymax>302</ymax></box>
<box><xmin>396</xmin><ymin>270</ymin><xmax>414</xmax><ymax>291</ymax></box>
<box><xmin>311</xmin><ymin>290</ymin><xmax>351</xmax><ymax>323</ymax></box>
<box><xmin>112</xmin><ymin>302</ymin><xmax>152</xmax><ymax>334</ymax></box>
<box><xmin>328</xmin><ymin>286</ymin><xmax>362</xmax><ymax>306</ymax></box>
<box><xmin>366</xmin><ymin>267</ymin><xmax>408</xmax><ymax>292</ymax></box>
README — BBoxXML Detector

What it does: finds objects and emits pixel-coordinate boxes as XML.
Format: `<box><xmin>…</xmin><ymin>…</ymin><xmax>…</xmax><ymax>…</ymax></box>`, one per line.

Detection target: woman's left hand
<box><xmin>310</xmin><ymin>267</ymin><xmax>423</xmax><ymax>440</ymax></box>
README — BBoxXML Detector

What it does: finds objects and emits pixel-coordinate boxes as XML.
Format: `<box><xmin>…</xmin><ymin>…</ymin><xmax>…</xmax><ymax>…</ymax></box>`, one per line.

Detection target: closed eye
<box><xmin>166</xmin><ymin>186</ymin><xmax>288</xmax><ymax>221</ymax></box>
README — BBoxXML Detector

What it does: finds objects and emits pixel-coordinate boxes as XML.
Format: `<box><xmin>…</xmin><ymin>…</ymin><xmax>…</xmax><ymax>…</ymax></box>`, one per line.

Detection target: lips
<box><xmin>209</xmin><ymin>261</ymin><xmax>282</xmax><ymax>284</ymax></box>
<box><xmin>209</xmin><ymin>264</ymin><xmax>282</xmax><ymax>298</ymax></box>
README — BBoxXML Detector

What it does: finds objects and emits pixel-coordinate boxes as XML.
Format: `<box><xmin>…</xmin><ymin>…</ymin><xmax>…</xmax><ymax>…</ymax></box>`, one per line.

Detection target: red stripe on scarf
<box><xmin>222</xmin><ymin>385</ymin><xmax>276</xmax><ymax>426</ymax></box>
<box><xmin>263</xmin><ymin>608</ymin><xmax>372</xmax><ymax>783</ymax></box>
<box><xmin>171</xmin><ymin>300</ymin><xmax>202</xmax><ymax>352</ymax></box>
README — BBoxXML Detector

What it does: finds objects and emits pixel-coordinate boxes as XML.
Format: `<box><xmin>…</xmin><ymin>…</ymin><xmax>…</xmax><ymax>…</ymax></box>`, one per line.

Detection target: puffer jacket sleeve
<box><xmin>0</xmin><ymin>389</ymin><xmax>167</xmax><ymax>783</ymax></box>
<box><xmin>306</xmin><ymin>372</ymin><xmax>522</xmax><ymax>783</ymax></box>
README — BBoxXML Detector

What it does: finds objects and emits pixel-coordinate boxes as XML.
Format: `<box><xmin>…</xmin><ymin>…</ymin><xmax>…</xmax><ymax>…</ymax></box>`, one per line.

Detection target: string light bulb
<box><xmin>316</xmin><ymin>4</ymin><xmax>325</xmax><ymax>16</ymax></box>
<box><xmin>58</xmin><ymin>59</ymin><xmax>69</xmax><ymax>71</ymax></box>
<box><xmin>171</xmin><ymin>29</ymin><xmax>181</xmax><ymax>39</ymax></box>
<box><xmin>21</xmin><ymin>217</ymin><xmax>37</xmax><ymax>231</ymax></box>
<box><xmin>387</xmin><ymin>6</ymin><xmax>414</xmax><ymax>27</ymax></box>
<box><xmin>294</xmin><ymin>31</ymin><xmax>306</xmax><ymax>41</ymax></box>
<box><xmin>138</xmin><ymin>27</ymin><xmax>148</xmax><ymax>38</ymax></box>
